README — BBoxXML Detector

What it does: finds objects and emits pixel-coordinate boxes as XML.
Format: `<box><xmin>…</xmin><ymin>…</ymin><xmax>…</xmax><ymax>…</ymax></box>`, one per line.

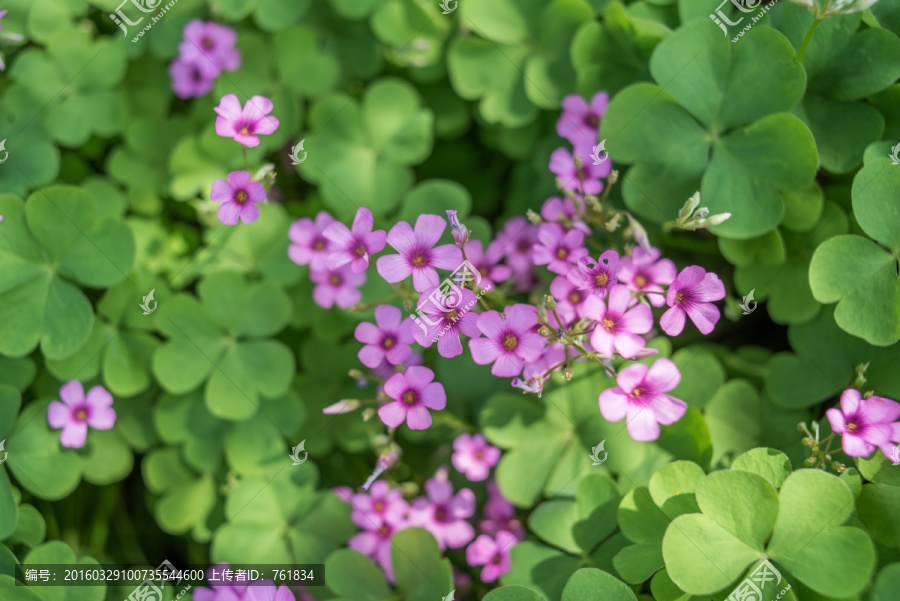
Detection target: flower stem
<box><xmin>242</xmin><ymin>147</ymin><xmax>250</xmax><ymax>172</ymax></box>
<box><xmin>796</xmin><ymin>19</ymin><xmax>822</xmax><ymax>62</ymax></box>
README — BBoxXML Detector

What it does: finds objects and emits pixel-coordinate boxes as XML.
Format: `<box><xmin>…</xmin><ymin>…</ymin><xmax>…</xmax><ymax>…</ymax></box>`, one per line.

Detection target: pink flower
<box><xmin>660</xmin><ymin>266</ymin><xmax>726</xmax><ymax>336</ymax></box>
<box><xmin>410</xmin><ymin>286</ymin><xmax>481</xmax><ymax>359</ymax></box>
<box><xmin>355</xmin><ymin>305</ymin><xmax>415</xmax><ymax>368</ymax></box>
<box><xmin>446</xmin><ymin>210</ymin><xmax>470</xmax><ymax>247</ymax></box>
<box><xmin>193</xmin><ymin>563</ymin><xmax>248</xmax><ymax>601</ymax></box>
<box><xmin>47</xmin><ymin>381</ymin><xmax>116</xmax><ymax>448</ymax></box>
<box><xmin>378</xmin><ymin>366</ymin><xmax>446</xmax><ymax>430</ymax></box>
<box><xmin>348</xmin><ymin>514</ymin><xmax>401</xmax><ymax>582</ymax></box>
<box><xmin>556</xmin><ymin>92</ymin><xmax>609</xmax><ymax>147</ymax></box>
<box><xmin>409</xmin><ymin>476</ymin><xmax>475</xmax><ymax>550</ymax></box>
<box><xmin>463</xmin><ymin>240</ymin><xmax>510</xmax><ymax>290</ymax></box>
<box><xmin>617</xmin><ymin>247</ymin><xmax>676</xmax><ymax>307</ymax></box>
<box><xmin>533</xmin><ymin>223</ymin><xmax>588</xmax><ymax>276</ymax></box>
<box><xmin>490</xmin><ymin>217</ymin><xmax>538</xmax><ymax>278</ymax></box>
<box><xmin>480</xmin><ymin>480</ymin><xmax>525</xmax><ymax>540</ymax></box>
<box><xmin>541</xmin><ymin>196</ymin><xmax>590</xmax><ymax>234</ymax></box>
<box><xmin>549</xmin><ymin>145</ymin><xmax>611</xmax><ymax>196</ymax></box>
<box><xmin>567</xmin><ymin>250</ymin><xmax>619</xmax><ymax>297</ymax></box>
<box><xmin>826</xmin><ymin>389</ymin><xmax>897</xmax><ymax>457</ymax></box>
<box><xmin>214</xmin><ymin>93</ymin><xmax>280</xmax><ymax>147</ymax></box>
<box><xmin>376</xmin><ymin>215</ymin><xmax>463</xmax><ymax>292</ymax></box>
<box><xmin>511</xmin><ymin>377</ymin><xmax>544</xmax><ymax>397</ymax></box>
<box><xmin>466</xmin><ymin>531</ymin><xmax>517</xmax><ymax>583</ymax></box>
<box><xmin>179</xmin><ymin>21</ymin><xmax>241</xmax><ymax>75</ymax></box>
<box><xmin>169</xmin><ymin>58</ymin><xmax>217</xmax><ymax>99</ymax></box>
<box><xmin>288</xmin><ymin>212</ymin><xmax>336</xmax><ymax>270</ymax></box>
<box><xmin>598</xmin><ymin>359</ymin><xmax>687</xmax><ymax>442</ymax></box>
<box><xmin>523</xmin><ymin>343</ymin><xmax>567</xmax><ymax>382</ymax></box>
<box><xmin>469</xmin><ymin>305</ymin><xmax>544</xmax><ymax>377</ymax></box>
<box><xmin>210</xmin><ymin>171</ymin><xmax>266</xmax><ymax>225</ymax></box>
<box><xmin>310</xmin><ymin>265</ymin><xmax>364</xmax><ymax>309</ymax></box>
<box><xmin>452</xmin><ymin>433</ymin><xmax>500</xmax><ymax>481</ymax></box>
<box><xmin>351</xmin><ymin>480</ymin><xmax>409</xmax><ymax>529</ymax></box>
<box><xmin>550</xmin><ymin>276</ymin><xmax>588</xmax><ymax>325</ymax></box>
<box><xmin>323</xmin><ymin>207</ymin><xmax>387</xmax><ymax>273</ymax></box>
<box><xmin>245</xmin><ymin>581</ymin><xmax>295</xmax><ymax>601</ymax></box>
<box><xmin>584</xmin><ymin>285</ymin><xmax>653</xmax><ymax>359</ymax></box>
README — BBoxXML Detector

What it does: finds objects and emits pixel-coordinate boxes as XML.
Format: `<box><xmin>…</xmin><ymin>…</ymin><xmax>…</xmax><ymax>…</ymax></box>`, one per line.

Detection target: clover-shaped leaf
<box><xmin>371</xmin><ymin>0</ymin><xmax>453</xmax><ymax>70</ymax></box>
<box><xmin>25</xmin><ymin>541</ymin><xmax>105</xmax><ymax>601</ymax></box>
<box><xmin>152</xmin><ymin>271</ymin><xmax>294</xmax><ymax>420</ymax></box>
<box><xmin>561</xmin><ymin>568</ymin><xmax>638</xmax><ymax>601</ymax></box>
<box><xmin>391</xmin><ymin>528</ymin><xmax>454</xmax><ymax>601</ymax></box>
<box><xmin>143</xmin><ymin>447</ymin><xmax>217</xmax><ymax>539</ymax></box>
<box><xmin>324</xmin><ymin>549</ymin><xmax>394</xmax><ymax>601</ymax></box>
<box><xmin>603</xmin><ymin>21</ymin><xmax>816</xmax><ymax>239</ymax></box>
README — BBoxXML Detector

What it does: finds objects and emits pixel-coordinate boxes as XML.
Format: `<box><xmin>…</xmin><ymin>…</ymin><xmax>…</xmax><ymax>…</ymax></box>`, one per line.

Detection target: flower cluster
<box><xmin>170</xmin><ymin>21</ymin><xmax>241</xmax><ymax>99</ymax></box>
<box><xmin>827</xmin><ymin>389</ymin><xmax>900</xmax><ymax>460</ymax></box>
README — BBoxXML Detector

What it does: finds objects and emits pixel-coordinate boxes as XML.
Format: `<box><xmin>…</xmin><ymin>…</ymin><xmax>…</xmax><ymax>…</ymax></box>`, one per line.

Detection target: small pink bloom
<box><xmin>179</xmin><ymin>21</ymin><xmax>241</xmax><ymax>75</ymax></box>
<box><xmin>541</xmin><ymin>196</ymin><xmax>590</xmax><ymax>234</ymax></box>
<box><xmin>550</xmin><ymin>276</ymin><xmax>588</xmax><ymax>325</ymax></box>
<box><xmin>355</xmin><ymin>305</ymin><xmax>415</xmax><ymax>368</ymax></box>
<box><xmin>511</xmin><ymin>376</ymin><xmax>544</xmax><ymax>397</ymax></box>
<box><xmin>584</xmin><ymin>285</ymin><xmax>653</xmax><ymax>359</ymax></box>
<box><xmin>598</xmin><ymin>359</ymin><xmax>687</xmax><ymax>442</ymax></box>
<box><xmin>826</xmin><ymin>389</ymin><xmax>897</xmax><ymax>458</ymax></box>
<box><xmin>289</xmin><ymin>212</ymin><xmax>335</xmax><ymax>270</ymax></box>
<box><xmin>452</xmin><ymin>433</ymin><xmax>500</xmax><ymax>481</ymax></box>
<box><xmin>617</xmin><ymin>246</ymin><xmax>677</xmax><ymax>307</ymax></box>
<box><xmin>47</xmin><ymin>381</ymin><xmax>116</xmax><ymax>448</ymax></box>
<box><xmin>323</xmin><ymin>207</ymin><xmax>387</xmax><ymax>273</ymax></box>
<box><xmin>660</xmin><ymin>266</ymin><xmax>726</xmax><ymax>336</ymax></box>
<box><xmin>169</xmin><ymin>57</ymin><xmax>217</xmax><ymax>99</ymax></box>
<box><xmin>463</xmin><ymin>240</ymin><xmax>510</xmax><ymax>290</ymax></box>
<box><xmin>348</xmin><ymin>514</ymin><xmax>400</xmax><ymax>582</ymax></box>
<box><xmin>466</xmin><ymin>531</ymin><xmax>517</xmax><ymax>583</ymax></box>
<box><xmin>351</xmin><ymin>480</ymin><xmax>409</xmax><ymax>528</ymax></box>
<box><xmin>490</xmin><ymin>217</ymin><xmax>539</xmax><ymax>279</ymax></box>
<box><xmin>469</xmin><ymin>305</ymin><xmax>544</xmax><ymax>378</ymax></box>
<box><xmin>480</xmin><ymin>479</ymin><xmax>525</xmax><ymax>540</ymax></box>
<box><xmin>567</xmin><ymin>250</ymin><xmax>620</xmax><ymax>297</ymax></box>
<box><xmin>533</xmin><ymin>223</ymin><xmax>588</xmax><ymax>276</ymax></box>
<box><xmin>549</xmin><ymin>144</ymin><xmax>611</xmax><ymax>196</ymax></box>
<box><xmin>378</xmin><ymin>366</ymin><xmax>446</xmax><ymax>430</ymax></box>
<box><xmin>210</xmin><ymin>171</ymin><xmax>266</xmax><ymax>225</ymax></box>
<box><xmin>446</xmin><ymin>210</ymin><xmax>470</xmax><ymax>247</ymax></box>
<box><xmin>310</xmin><ymin>266</ymin><xmax>364</xmax><ymax>309</ymax></box>
<box><xmin>556</xmin><ymin>92</ymin><xmax>609</xmax><ymax>147</ymax></box>
<box><xmin>376</xmin><ymin>215</ymin><xmax>463</xmax><ymax>292</ymax></box>
<box><xmin>411</xmin><ymin>286</ymin><xmax>481</xmax><ymax>359</ymax></box>
<box><xmin>214</xmin><ymin>93</ymin><xmax>280</xmax><ymax>147</ymax></box>
<box><xmin>409</xmin><ymin>475</ymin><xmax>475</xmax><ymax>550</ymax></box>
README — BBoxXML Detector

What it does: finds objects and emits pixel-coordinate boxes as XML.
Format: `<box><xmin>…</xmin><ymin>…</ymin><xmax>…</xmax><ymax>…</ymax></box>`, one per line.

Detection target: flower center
<box><xmin>595</xmin><ymin>273</ymin><xmax>608</xmax><ymax>286</ymax></box>
<box><xmin>846</xmin><ymin>420</ymin><xmax>860</xmax><ymax>433</ymax></box>
<box><xmin>587</xmin><ymin>115</ymin><xmax>600</xmax><ymax>127</ymax></box>
<box><xmin>378</xmin><ymin>524</ymin><xmax>390</xmax><ymax>536</ymax></box>
<box><xmin>578</xmin><ymin>168</ymin><xmax>589</xmax><ymax>182</ymax></box>
<box><xmin>632</xmin><ymin>387</ymin><xmax>642</xmax><ymax>398</ymax></box>
<box><xmin>411</xmin><ymin>255</ymin><xmax>426</xmax><ymax>267</ymax></box>
<box><xmin>568</xmin><ymin>292</ymin><xmax>581</xmax><ymax>304</ymax></box>
<box><xmin>555</xmin><ymin>247</ymin><xmax>568</xmax><ymax>260</ymax></box>
<box><xmin>74</xmin><ymin>408</ymin><xmax>88</xmax><ymax>422</ymax></box>
<box><xmin>202</xmin><ymin>38</ymin><xmax>214</xmax><ymax>49</ymax></box>
<box><xmin>634</xmin><ymin>275</ymin><xmax>648</xmax><ymax>288</ymax></box>
<box><xmin>353</xmin><ymin>243</ymin><xmax>367</xmax><ymax>258</ymax></box>
<box><xmin>239</xmin><ymin>126</ymin><xmax>251</xmax><ymax>136</ymax></box>
<box><xmin>374</xmin><ymin>500</ymin><xmax>385</xmax><ymax>512</ymax></box>
<box><xmin>434</xmin><ymin>506</ymin><xmax>448</xmax><ymax>522</ymax></box>
<box><xmin>503</xmin><ymin>335</ymin><xmax>518</xmax><ymax>350</ymax></box>
<box><xmin>329</xmin><ymin>274</ymin><xmax>342</xmax><ymax>286</ymax></box>
<box><xmin>446</xmin><ymin>309</ymin><xmax>459</xmax><ymax>322</ymax></box>
<box><xmin>490</xmin><ymin>553</ymin><xmax>503</xmax><ymax>564</ymax></box>
<box><xmin>312</xmin><ymin>239</ymin><xmax>326</xmax><ymax>251</ymax></box>
<box><xmin>602</xmin><ymin>318</ymin><xmax>615</xmax><ymax>332</ymax></box>
<box><xmin>382</xmin><ymin>336</ymin><xmax>396</xmax><ymax>350</ymax></box>
<box><xmin>674</xmin><ymin>291</ymin><xmax>684</xmax><ymax>304</ymax></box>
<box><xmin>517</xmin><ymin>241</ymin><xmax>530</xmax><ymax>252</ymax></box>
<box><xmin>234</xmin><ymin>190</ymin><xmax>248</xmax><ymax>203</ymax></box>
<box><xmin>402</xmin><ymin>391</ymin><xmax>417</xmax><ymax>405</ymax></box>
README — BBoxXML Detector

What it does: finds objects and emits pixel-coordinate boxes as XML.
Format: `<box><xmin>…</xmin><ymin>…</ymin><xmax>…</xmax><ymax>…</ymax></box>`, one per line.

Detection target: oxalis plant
<box><xmin>0</xmin><ymin>1</ymin><xmax>899</xmax><ymax>601</ymax></box>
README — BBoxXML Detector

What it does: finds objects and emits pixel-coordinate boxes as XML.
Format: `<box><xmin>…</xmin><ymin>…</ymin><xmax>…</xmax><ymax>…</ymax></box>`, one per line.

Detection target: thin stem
<box><xmin>796</xmin><ymin>19</ymin><xmax>822</xmax><ymax>62</ymax></box>
<box><xmin>242</xmin><ymin>147</ymin><xmax>250</xmax><ymax>172</ymax></box>
<box><xmin>434</xmin><ymin>411</ymin><xmax>477</xmax><ymax>433</ymax></box>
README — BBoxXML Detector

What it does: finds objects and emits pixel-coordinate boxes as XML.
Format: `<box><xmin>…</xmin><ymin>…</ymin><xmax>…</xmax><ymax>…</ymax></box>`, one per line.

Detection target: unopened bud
<box><xmin>526</xmin><ymin>209</ymin><xmax>543</xmax><ymax>224</ymax></box>
<box><xmin>608</xmin><ymin>170</ymin><xmax>618</xmax><ymax>185</ymax></box>
<box><xmin>402</xmin><ymin>299</ymin><xmax>413</xmax><ymax>311</ymax></box>
<box><xmin>677</xmin><ymin>192</ymin><xmax>701</xmax><ymax>222</ymax></box>
<box><xmin>694</xmin><ymin>207</ymin><xmax>710</xmax><ymax>219</ymax></box>
<box><xmin>323</xmin><ymin>400</ymin><xmax>360</xmax><ymax>414</ymax></box>
<box><xmin>705</xmin><ymin>212</ymin><xmax>732</xmax><ymax>227</ymax></box>
<box><xmin>446</xmin><ymin>209</ymin><xmax>470</xmax><ymax>247</ymax></box>
<box><xmin>605</xmin><ymin>213</ymin><xmax>622</xmax><ymax>232</ymax></box>
<box><xmin>804</xmin><ymin>457</ymin><xmax>817</xmax><ymax>467</ymax></box>
<box><xmin>544</xmin><ymin>295</ymin><xmax>557</xmax><ymax>310</ymax></box>
<box><xmin>563</xmin><ymin>366</ymin><xmax>573</xmax><ymax>380</ymax></box>
<box><xmin>863</xmin><ymin>390</ymin><xmax>874</xmax><ymax>399</ymax></box>
<box><xmin>361</xmin><ymin>408</ymin><xmax>376</xmax><ymax>422</ymax></box>
<box><xmin>538</xmin><ymin>326</ymin><xmax>553</xmax><ymax>337</ymax></box>
<box><xmin>574</xmin><ymin>154</ymin><xmax>583</xmax><ymax>171</ymax></box>
<box><xmin>348</xmin><ymin>369</ymin><xmax>364</xmax><ymax>379</ymax></box>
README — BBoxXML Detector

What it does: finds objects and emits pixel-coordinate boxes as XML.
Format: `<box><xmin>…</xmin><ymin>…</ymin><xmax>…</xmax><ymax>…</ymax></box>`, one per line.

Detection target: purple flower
<box><xmin>659</xmin><ymin>266</ymin><xmax>726</xmax><ymax>336</ymax></box>
<box><xmin>480</xmin><ymin>479</ymin><xmax>525</xmax><ymax>540</ymax></box>
<box><xmin>0</xmin><ymin>10</ymin><xmax>6</xmax><ymax>30</ymax></box>
<box><xmin>310</xmin><ymin>265</ymin><xmax>364</xmax><ymax>309</ymax></box>
<box><xmin>378</xmin><ymin>366</ymin><xmax>446</xmax><ymax>430</ymax></box>
<box><xmin>881</xmin><ymin>424</ymin><xmax>900</xmax><ymax>463</ymax></box>
<box><xmin>452</xmin><ymin>433</ymin><xmax>500</xmax><ymax>481</ymax></box>
<box><xmin>541</xmin><ymin>196</ymin><xmax>590</xmax><ymax>234</ymax></box>
<box><xmin>469</xmin><ymin>305</ymin><xmax>544</xmax><ymax>377</ymax></box>
<box><xmin>355</xmin><ymin>305</ymin><xmax>415</xmax><ymax>368</ymax></box>
<box><xmin>549</xmin><ymin>145</ymin><xmax>611</xmax><ymax>195</ymax></box>
<box><xmin>489</xmin><ymin>217</ymin><xmax>538</xmax><ymax>278</ymax></box>
<box><xmin>244</xmin><ymin>581</ymin><xmax>295</xmax><ymax>601</ymax></box>
<box><xmin>210</xmin><ymin>171</ymin><xmax>266</xmax><ymax>225</ymax></box>
<box><xmin>522</xmin><ymin>343</ymin><xmax>567</xmax><ymax>382</ymax></box>
<box><xmin>511</xmin><ymin>376</ymin><xmax>544</xmax><ymax>397</ymax></box>
<box><xmin>599</xmin><ymin>358</ymin><xmax>687</xmax><ymax>442</ymax></box>
<box><xmin>47</xmin><ymin>381</ymin><xmax>116</xmax><ymax>448</ymax></box>
<box><xmin>584</xmin><ymin>285</ymin><xmax>652</xmax><ymax>359</ymax></box>
<box><xmin>464</xmin><ymin>240</ymin><xmax>511</xmax><ymax>290</ymax></box>
<box><xmin>169</xmin><ymin>57</ymin><xmax>217</xmax><ymax>99</ymax></box>
<box><xmin>826</xmin><ymin>389</ymin><xmax>897</xmax><ymax>458</ymax></box>
<box><xmin>193</xmin><ymin>563</ymin><xmax>248</xmax><ymax>601</ymax></box>
<box><xmin>617</xmin><ymin>247</ymin><xmax>676</xmax><ymax>307</ymax></box>
<box><xmin>409</xmin><ymin>476</ymin><xmax>475</xmax><ymax>550</ymax></box>
<box><xmin>446</xmin><ymin>209</ymin><xmax>469</xmax><ymax>247</ymax></box>
<box><xmin>550</xmin><ymin>276</ymin><xmax>588</xmax><ymax>325</ymax></box>
<box><xmin>376</xmin><ymin>215</ymin><xmax>463</xmax><ymax>292</ymax></box>
<box><xmin>411</xmin><ymin>286</ymin><xmax>480</xmax><ymax>359</ymax></box>
<box><xmin>348</xmin><ymin>513</ymin><xmax>401</xmax><ymax>582</ymax></box>
<box><xmin>351</xmin><ymin>480</ymin><xmax>409</xmax><ymax>529</ymax></box>
<box><xmin>214</xmin><ymin>93</ymin><xmax>280</xmax><ymax>148</ymax></box>
<box><xmin>567</xmin><ymin>250</ymin><xmax>620</xmax><ymax>297</ymax></box>
<box><xmin>362</xmin><ymin>448</ymin><xmax>401</xmax><ymax>492</ymax></box>
<box><xmin>323</xmin><ymin>207</ymin><xmax>387</xmax><ymax>273</ymax></box>
<box><xmin>533</xmin><ymin>223</ymin><xmax>588</xmax><ymax>276</ymax></box>
<box><xmin>556</xmin><ymin>92</ymin><xmax>609</xmax><ymax>146</ymax></box>
<box><xmin>466</xmin><ymin>531</ymin><xmax>517</xmax><ymax>583</ymax></box>
<box><xmin>180</xmin><ymin>21</ymin><xmax>241</xmax><ymax>75</ymax></box>
<box><xmin>288</xmin><ymin>212</ymin><xmax>336</xmax><ymax>270</ymax></box>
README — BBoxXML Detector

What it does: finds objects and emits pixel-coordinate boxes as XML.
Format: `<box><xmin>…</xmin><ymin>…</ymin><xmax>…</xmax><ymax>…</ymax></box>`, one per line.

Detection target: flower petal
<box><xmin>59</xmin><ymin>380</ymin><xmax>84</xmax><ymax>406</ymax></box>
<box><xmin>378</xmin><ymin>402</ymin><xmax>407</xmax><ymax>428</ymax></box>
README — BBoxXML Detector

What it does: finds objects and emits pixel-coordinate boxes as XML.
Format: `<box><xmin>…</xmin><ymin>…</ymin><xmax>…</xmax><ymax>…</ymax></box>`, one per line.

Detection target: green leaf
<box><xmin>484</xmin><ymin>586</ymin><xmax>549</xmax><ymax>601</ymax></box>
<box><xmin>561</xmin><ymin>568</ymin><xmax>638</xmax><ymax>601</ymax></box>
<box><xmin>668</xmin><ymin>347</ymin><xmax>723</xmax><ymax>409</ymax></box>
<box><xmin>852</xmin><ymin>159</ymin><xmax>900</xmax><ymax>253</ymax></box>
<box><xmin>6</xmin><ymin>404</ymin><xmax>82</xmax><ymax>501</ymax></box>
<box><xmin>529</xmin><ymin>499</ymin><xmax>581</xmax><ymax>555</ymax></box>
<box><xmin>613</xmin><ymin>543</ymin><xmax>664</xmax><ymax>584</ymax></box>
<box><xmin>0</xmin><ymin>467</ymin><xmax>18</xmax><ymax>541</ymax></box>
<box><xmin>8</xmin><ymin>503</ymin><xmax>46</xmax><ymax>548</ymax></box>
<box><xmin>391</xmin><ymin>528</ymin><xmax>453</xmax><ymax>601</ymax></box>
<box><xmin>575</xmin><ymin>473</ymin><xmax>621</xmax><ymax>552</ymax></box>
<box><xmin>324</xmin><ymin>550</ymin><xmax>393</xmax><ymax>601</ymax></box>
<box><xmin>731</xmin><ymin>448</ymin><xmax>792</xmax><ymax>490</ymax></box>
<box><xmin>25</xmin><ymin>540</ymin><xmax>106</xmax><ymax>601</ymax></box>
<box><xmin>870</xmin><ymin>564</ymin><xmax>900</xmax><ymax>601</ymax></box>
<box><xmin>501</xmin><ymin>541</ymin><xmax>582</xmax><ymax>601</ymax></box>
<box><xmin>695</xmin><ymin>471</ymin><xmax>778</xmax><ymax>550</ymax></box>
<box><xmin>856</xmin><ymin>483</ymin><xmax>900</xmax><ymax>547</ymax></box>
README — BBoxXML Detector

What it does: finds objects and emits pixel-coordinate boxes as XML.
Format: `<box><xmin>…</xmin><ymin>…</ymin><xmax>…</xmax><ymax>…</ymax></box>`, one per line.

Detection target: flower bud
<box><xmin>608</xmin><ymin>170</ymin><xmax>619</xmax><ymax>185</ymax></box>
<box><xmin>677</xmin><ymin>192</ymin><xmax>701</xmax><ymax>222</ymax></box>
<box><xmin>804</xmin><ymin>457</ymin><xmax>817</xmax><ymax>467</ymax></box>
<box><xmin>705</xmin><ymin>212</ymin><xmax>732</xmax><ymax>227</ymax></box>
<box><xmin>538</xmin><ymin>326</ymin><xmax>553</xmax><ymax>338</ymax></box>
<box><xmin>574</xmin><ymin>154</ymin><xmax>583</xmax><ymax>171</ymax></box>
<box><xmin>563</xmin><ymin>366</ymin><xmax>573</xmax><ymax>380</ymax></box>
<box><xmin>544</xmin><ymin>295</ymin><xmax>557</xmax><ymax>310</ymax></box>
<box><xmin>348</xmin><ymin>369</ymin><xmax>364</xmax><ymax>379</ymax></box>
<box><xmin>322</xmin><ymin>400</ymin><xmax>359</xmax><ymax>414</ymax></box>
<box><xmin>446</xmin><ymin>209</ymin><xmax>470</xmax><ymax>247</ymax></box>
<box><xmin>526</xmin><ymin>209</ymin><xmax>543</xmax><ymax>224</ymax></box>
